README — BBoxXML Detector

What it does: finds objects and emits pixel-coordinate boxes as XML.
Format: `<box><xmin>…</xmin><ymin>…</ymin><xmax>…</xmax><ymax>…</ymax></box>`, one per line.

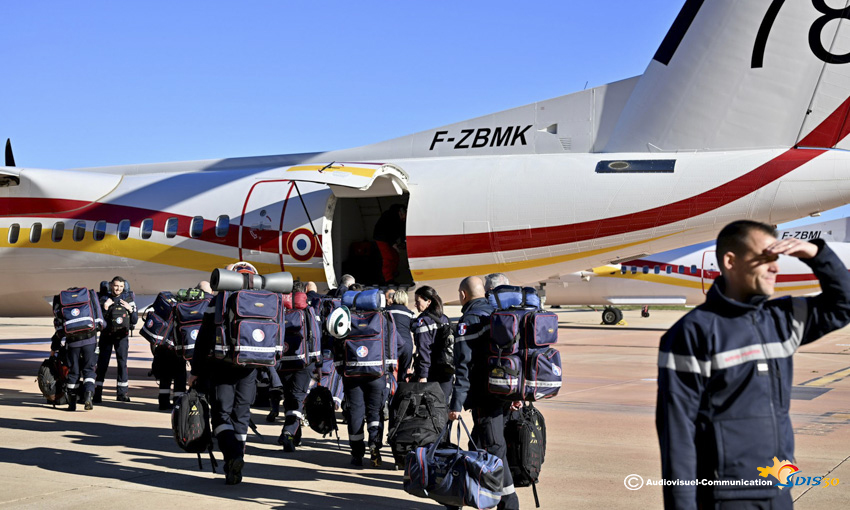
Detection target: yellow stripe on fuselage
<box><xmin>0</xmin><ymin>227</ymin><xmax>327</xmax><ymax>280</ymax></box>
<box><xmin>590</xmin><ymin>266</ymin><xmax>820</xmax><ymax>293</ymax></box>
<box><xmin>286</xmin><ymin>165</ymin><xmax>378</xmax><ymax>178</ymax></box>
<box><xmin>411</xmin><ymin>232</ymin><xmax>684</xmax><ymax>281</ymax></box>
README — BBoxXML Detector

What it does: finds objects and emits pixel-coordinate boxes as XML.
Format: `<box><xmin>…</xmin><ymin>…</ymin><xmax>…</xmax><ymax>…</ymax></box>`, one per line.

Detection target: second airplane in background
<box><xmin>543</xmin><ymin>219</ymin><xmax>850</xmax><ymax>324</ymax></box>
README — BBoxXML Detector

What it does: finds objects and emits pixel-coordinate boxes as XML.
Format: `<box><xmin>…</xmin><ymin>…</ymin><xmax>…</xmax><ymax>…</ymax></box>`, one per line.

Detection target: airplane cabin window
<box><xmin>30</xmin><ymin>223</ymin><xmax>42</xmax><ymax>243</ymax></box>
<box><xmin>666</xmin><ymin>265</ymin><xmax>672</xmax><ymax>274</ymax></box>
<box><xmin>190</xmin><ymin>216</ymin><xmax>204</xmax><ymax>238</ymax></box>
<box><xmin>678</xmin><ymin>265</ymin><xmax>685</xmax><ymax>274</ymax></box>
<box><xmin>8</xmin><ymin>223</ymin><xmax>20</xmax><ymax>244</ymax></box>
<box><xmin>642</xmin><ymin>266</ymin><xmax>649</xmax><ymax>274</ymax></box>
<box><xmin>52</xmin><ymin>222</ymin><xmax>65</xmax><ymax>242</ymax></box>
<box><xmin>691</xmin><ymin>265</ymin><xmax>698</xmax><ymax>275</ymax></box>
<box><xmin>73</xmin><ymin>221</ymin><xmax>86</xmax><ymax>242</ymax></box>
<box><xmin>93</xmin><ymin>220</ymin><xmax>107</xmax><ymax>241</ymax></box>
<box><xmin>621</xmin><ymin>267</ymin><xmax>628</xmax><ymax>274</ymax></box>
<box><xmin>140</xmin><ymin>218</ymin><xmax>153</xmax><ymax>239</ymax></box>
<box><xmin>631</xmin><ymin>266</ymin><xmax>637</xmax><ymax>274</ymax></box>
<box><xmin>216</xmin><ymin>215</ymin><xmax>229</xmax><ymax>238</ymax></box>
<box><xmin>165</xmin><ymin>217</ymin><xmax>179</xmax><ymax>238</ymax></box>
<box><xmin>654</xmin><ymin>266</ymin><xmax>660</xmax><ymax>274</ymax></box>
<box><xmin>117</xmin><ymin>220</ymin><xmax>131</xmax><ymax>240</ymax></box>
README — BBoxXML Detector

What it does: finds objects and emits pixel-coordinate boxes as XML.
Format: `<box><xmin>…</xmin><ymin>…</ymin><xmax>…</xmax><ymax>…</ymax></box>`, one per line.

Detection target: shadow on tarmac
<box><xmin>0</xmin><ymin>410</ymin><xmax>435</xmax><ymax>509</ymax></box>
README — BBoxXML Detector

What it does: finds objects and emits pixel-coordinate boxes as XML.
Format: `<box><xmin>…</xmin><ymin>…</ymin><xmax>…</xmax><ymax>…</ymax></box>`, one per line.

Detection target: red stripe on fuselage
<box><xmin>0</xmin><ymin>198</ymin><xmax>241</xmax><ymax>246</ymax></box>
<box><xmin>407</xmin><ymin>149</ymin><xmax>826</xmax><ymax>258</ymax></box>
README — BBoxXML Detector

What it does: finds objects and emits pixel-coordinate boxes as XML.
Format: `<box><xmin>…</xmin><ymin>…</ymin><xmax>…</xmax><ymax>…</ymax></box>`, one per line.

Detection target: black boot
<box><xmin>92</xmin><ymin>387</ymin><xmax>102</xmax><ymax>403</ymax></box>
<box><xmin>158</xmin><ymin>394</ymin><xmax>173</xmax><ymax>411</ymax></box>
<box><xmin>66</xmin><ymin>390</ymin><xmax>77</xmax><ymax>411</ymax></box>
<box><xmin>266</xmin><ymin>394</ymin><xmax>280</xmax><ymax>422</ymax></box>
<box><xmin>83</xmin><ymin>391</ymin><xmax>94</xmax><ymax>410</ymax></box>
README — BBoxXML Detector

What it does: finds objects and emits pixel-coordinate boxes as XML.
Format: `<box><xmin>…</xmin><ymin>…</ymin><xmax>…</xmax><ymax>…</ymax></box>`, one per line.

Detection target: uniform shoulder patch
<box><xmin>457</xmin><ymin>322</ymin><xmax>468</xmax><ymax>336</ymax></box>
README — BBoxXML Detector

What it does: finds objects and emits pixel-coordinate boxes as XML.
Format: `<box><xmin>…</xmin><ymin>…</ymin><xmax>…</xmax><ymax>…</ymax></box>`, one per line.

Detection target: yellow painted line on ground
<box><xmin>801</xmin><ymin>367</ymin><xmax>850</xmax><ymax>388</ymax></box>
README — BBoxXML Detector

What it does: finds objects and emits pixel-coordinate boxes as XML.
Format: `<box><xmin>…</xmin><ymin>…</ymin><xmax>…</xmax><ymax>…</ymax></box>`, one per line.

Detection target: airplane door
<box><xmin>239</xmin><ymin>180</ymin><xmax>295</xmax><ymax>273</ymax></box>
<box><xmin>701</xmin><ymin>250</ymin><xmax>720</xmax><ymax>294</ymax></box>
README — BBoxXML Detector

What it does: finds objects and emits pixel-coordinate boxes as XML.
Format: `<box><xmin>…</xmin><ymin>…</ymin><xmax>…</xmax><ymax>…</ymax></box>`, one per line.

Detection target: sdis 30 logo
<box><xmin>757</xmin><ymin>457</ymin><xmax>840</xmax><ymax>489</ymax></box>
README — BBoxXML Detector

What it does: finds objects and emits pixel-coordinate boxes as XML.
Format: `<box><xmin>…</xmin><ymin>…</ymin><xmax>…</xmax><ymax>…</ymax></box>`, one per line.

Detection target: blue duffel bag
<box><xmin>487</xmin><ymin>285</ymin><xmax>541</xmax><ymax>310</ymax></box>
<box><xmin>404</xmin><ymin>417</ymin><xmax>504</xmax><ymax>509</ymax></box>
<box><xmin>342</xmin><ymin>289</ymin><xmax>385</xmax><ymax>311</ymax></box>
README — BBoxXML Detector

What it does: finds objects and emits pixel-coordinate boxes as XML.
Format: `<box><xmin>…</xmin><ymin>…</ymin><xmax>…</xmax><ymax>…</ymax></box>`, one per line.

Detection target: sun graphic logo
<box><xmin>757</xmin><ymin>457</ymin><xmax>799</xmax><ymax>489</ymax></box>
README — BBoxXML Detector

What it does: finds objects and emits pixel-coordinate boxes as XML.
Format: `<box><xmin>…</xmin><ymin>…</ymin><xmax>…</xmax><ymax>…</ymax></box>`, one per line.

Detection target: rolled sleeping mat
<box><xmin>210</xmin><ymin>268</ymin><xmax>293</xmax><ymax>294</ymax></box>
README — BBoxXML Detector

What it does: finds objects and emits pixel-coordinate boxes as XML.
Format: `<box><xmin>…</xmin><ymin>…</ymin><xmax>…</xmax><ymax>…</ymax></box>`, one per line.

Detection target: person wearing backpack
<box><xmin>189</xmin><ymin>261</ymin><xmax>261</xmax><ymax>485</ymax></box>
<box><xmin>386</xmin><ymin>289</ymin><xmax>414</xmax><ymax>383</ymax></box>
<box><xmin>449</xmin><ymin>276</ymin><xmax>520</xmax><ymax>510</ymax></box>
<box><xmin>274</xmin><ymin>282</ymin><xmax>321</xmax><ymax>453</ymax></box>
<box><xmin>52</xmin><ymin>287</ymin><xmax>104</xmax><ymax>411</ymax></box>
<box><xmin>412</xmin><ymin>286</ymin><xmax>453</xmax><ymax>403</ymax></box>
<box><xmin>95</xmin><ymin>276</ymin><xmax>138</xmax><ymax>403</ymax></box>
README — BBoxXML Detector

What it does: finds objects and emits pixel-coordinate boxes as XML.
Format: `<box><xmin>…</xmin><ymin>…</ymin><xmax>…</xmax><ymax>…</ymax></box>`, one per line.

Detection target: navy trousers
<box><xmin>96</xmin><ymin>332</ymin><xmax>129</xmax><ymax>396</ymax></box>
<box><xmin>343</xmin><ymin>375</ymin><xmax>386</xmax><ymax>458</ymax></box>
<box><xmin>66</xmin><ymin>340</ymin><xmax>97</xmax><ymax>394</ymax></box>
<box><xmin>211</xmin><ymin>367</ymin><xmax>256</xmax><ymax>461</ymax></box>
<box><xmin>471</xmin><ymin>401</ymin><xmax>519</xmax><ymax>510</ymax></box>
<box><xmin>276</xmin><ymin>363</ymin><xmax>315</xmax><ymax>437</ymax></box>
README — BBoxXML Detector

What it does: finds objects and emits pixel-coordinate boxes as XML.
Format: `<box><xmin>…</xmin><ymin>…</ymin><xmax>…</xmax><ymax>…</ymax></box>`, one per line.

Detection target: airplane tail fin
<box><xmin>603</xmin><ymin>0</ymin><xmax>850</xmax><ymax>153</ymax></box>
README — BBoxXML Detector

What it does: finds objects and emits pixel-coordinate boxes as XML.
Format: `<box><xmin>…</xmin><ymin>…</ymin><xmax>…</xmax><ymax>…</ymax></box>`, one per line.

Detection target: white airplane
<box><xmin>543</xmin><ymin>218</ymin><xmax>850</xmax><ymax>324</ymax></box>
<box><xmin>4</xmin><ymin>1</ymin><xmax>850</xmax><ymax>316</ymax></box>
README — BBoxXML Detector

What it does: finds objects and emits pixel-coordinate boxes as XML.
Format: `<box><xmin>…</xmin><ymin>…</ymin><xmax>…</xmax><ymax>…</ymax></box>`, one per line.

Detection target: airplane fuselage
<box><xmin>2</xmin><ymin>146</ymin><xmax>850</xmax><ymax>315</ymax></box>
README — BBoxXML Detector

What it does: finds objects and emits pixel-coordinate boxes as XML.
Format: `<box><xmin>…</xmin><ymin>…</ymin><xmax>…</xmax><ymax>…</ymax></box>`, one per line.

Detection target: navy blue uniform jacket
<box><xmin>656</xmin><ymin>240</ymin><xmax>850</xmax><ymax>507</ymax></box>
<box><xmin>450</xmin><ymin>297</ymin><xmax>495</xmax><ymax>412</ymax></box>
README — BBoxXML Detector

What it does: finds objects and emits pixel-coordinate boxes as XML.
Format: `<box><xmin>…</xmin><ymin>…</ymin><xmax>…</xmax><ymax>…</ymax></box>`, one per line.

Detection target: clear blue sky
<box><xmin>2</xmin><ymin>1</ymin><xmax>846</xmax><ymax>227</ymax></box>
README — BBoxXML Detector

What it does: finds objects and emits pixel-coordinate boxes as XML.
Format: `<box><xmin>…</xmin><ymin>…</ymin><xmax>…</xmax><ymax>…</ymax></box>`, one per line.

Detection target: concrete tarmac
<box><xmin>1</xmin><ymin>307</ymin><xmax>849</xmax><ymax>509</ymax></box>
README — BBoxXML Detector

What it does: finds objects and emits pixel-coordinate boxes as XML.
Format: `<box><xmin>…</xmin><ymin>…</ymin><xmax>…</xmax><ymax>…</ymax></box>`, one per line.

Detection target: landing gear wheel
<box><xmin>601</xmin><ymin>307</ymin><xmax>623</xmax><ymax>325</ymax></box>
<box><xmin>641</xmin><ymin>306</ymin><xmax>650</xmax><ymax>318</ymax></box>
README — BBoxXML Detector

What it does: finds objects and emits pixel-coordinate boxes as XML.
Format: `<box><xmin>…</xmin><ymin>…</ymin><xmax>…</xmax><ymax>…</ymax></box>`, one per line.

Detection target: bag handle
<box><xmin>426</xmin><ymin>415</ymin><xmax>479</xmax><ymax>461</ymax></box>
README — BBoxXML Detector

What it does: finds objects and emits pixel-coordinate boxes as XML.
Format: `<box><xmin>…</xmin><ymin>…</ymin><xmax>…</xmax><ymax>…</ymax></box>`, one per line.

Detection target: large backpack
<box><xmin>335</xmin><ymin>309</ymin><xmax>391</xmax><ymax>378</ymax></box>
<box><xmin>172</xmin><ymin>297</ymin><xmax>211</xmax><ymax>361</ymax></box>
<box><xmin>140</xmin><ymin>291</ymin><xmax>178</xmax><ymax>349</ymax></box>
<box><xmin>105</xmin><ymin>303</ymin><xmax>131</xmax><ymax>336</ymax></box>
<box><xmin>53</xmin><ymin>287</ymin><xmax>103</xmax><ymax>340</ymax></box>
<box><xmin>333</xmin><ymin>290</ymin><xmax>392</xmax><ymax>378</ymax></box>
<box><xmin>387</xmin><ymin>382</ymin><xmax>448</xmax><ymax>465</ymax></box>
<box><xmin>99</xmin><ymin>280</ymin><xmax>139</xmax><ymax>330</ymax></box>
<box><xmin>213</xmin><ymin>290</ymin><xmax>283</xmax><ymax>367</ymax></box>
<box><xmin>487</xmin><ymin>286</ymin><xmax>562</xmax><ymax>402</ymax></box>
<box><xmin>505</xmin><ymin>403</ymin><xmax>547</xmax><ymax>507</ymax></box>
<box><xmin>280</xmin><ymin>292</ymin><xmax>321</xmax><ymax>371</ymax></box>
<box><xmin>304</xmin><ymin>385</ymin><xmax>338</xmax><ymax>437</ymax></box>
<box><xmin>37</xmin><ymin>349</ymin><xmax>69</xmax><ymax>406</ymax></box>
<box><xmin>320</xmin><ymin>344</ymin><xmax>345</xmax><ymax>406</ymax></box>
<box><xmin>172</xmin><ymin>388</ymin><xmax>217</xmax><ymax>473</ymax></box>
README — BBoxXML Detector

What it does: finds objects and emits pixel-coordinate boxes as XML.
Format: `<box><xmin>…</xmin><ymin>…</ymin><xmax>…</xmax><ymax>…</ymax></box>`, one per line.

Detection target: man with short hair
<box><xmin>95</xmin><ymin>276</ymin><xmax>137</xmax><ymax>403</ymax></box>
<box><xmin>484</xmin><ymin>273</ymin><xmax>510</xmax><ymax>294</ymax></box>
<box><xmin>657</xmin><ymin>220</ymin><xmax>850</xmax><ymax>508</ymax></box>
<box><xmin>304</xmin><ymin>281</ymin><xmax>323</xmax><ymax>303</ymax></box>
<box><xmin>329</xmin><ymin>274</ymin><xmax>355</xmax><ymax>297</ymax></box>
<box><xmin>449</xmin><ymin>275</ymin><xmax>520</xmax><ymax>510</ymax></box>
